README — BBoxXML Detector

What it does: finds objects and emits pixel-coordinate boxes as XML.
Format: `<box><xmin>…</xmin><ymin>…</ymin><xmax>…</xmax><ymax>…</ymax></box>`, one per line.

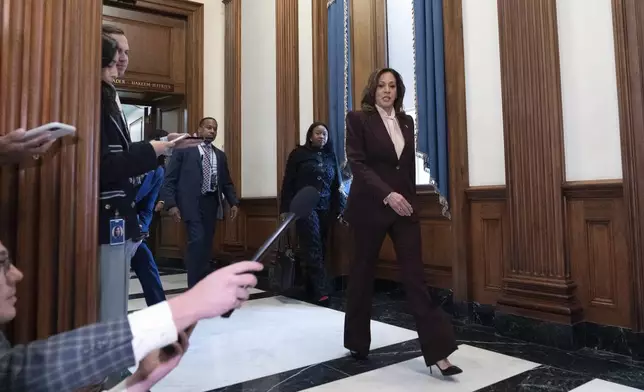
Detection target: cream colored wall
<box><xmin>462</xmin><ymin>0</ymin><xmax>623</xmax><ymax>185</ymax></box>
<box><xmin>190</xmin><ymin>0</ymin><xmax>226</xmax><ymax>150</ymax></box>
<box><xmin>557</xmin><ymin>0</ymin><xmax>622</xmax><ymax>181</ymax></box>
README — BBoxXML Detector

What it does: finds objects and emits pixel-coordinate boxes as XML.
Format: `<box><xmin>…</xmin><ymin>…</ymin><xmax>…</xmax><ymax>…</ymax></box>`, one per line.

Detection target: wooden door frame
<box><xmin>106</xmin><ymin>0</ymin><xmax>204</xmax><ymax>133</ymax></box>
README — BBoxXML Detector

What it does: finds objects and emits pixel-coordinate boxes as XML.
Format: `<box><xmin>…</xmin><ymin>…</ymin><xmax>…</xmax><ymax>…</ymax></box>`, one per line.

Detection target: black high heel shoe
<box><xmin>429</xmin><ymin>363</ymin><xmax>463</xmax><ymax>376</ymax></box>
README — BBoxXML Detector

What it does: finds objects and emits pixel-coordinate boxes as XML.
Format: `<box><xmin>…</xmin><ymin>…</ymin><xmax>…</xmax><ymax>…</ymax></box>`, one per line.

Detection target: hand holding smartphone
<box><xmin>24</xmin><ymin>122</ymin><xmax>76</xmax><ymax>141</ymax></box>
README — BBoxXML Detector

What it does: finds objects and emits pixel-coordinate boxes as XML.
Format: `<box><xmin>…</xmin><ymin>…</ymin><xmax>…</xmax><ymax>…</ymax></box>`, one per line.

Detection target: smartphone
<box><xmin>25</xmin><ymin>122</ymin><xmax>76</xmax><ymax>140</ymax></box>
<box><xmin>171</xmin><ymin>133</ymin><xmax>189</xmax><ymax>142</ymax></box>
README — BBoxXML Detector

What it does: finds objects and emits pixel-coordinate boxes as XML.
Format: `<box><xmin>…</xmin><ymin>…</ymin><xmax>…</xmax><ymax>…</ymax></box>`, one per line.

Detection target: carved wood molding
<box><xmin>313</xmin><ymin>0</ymin><xmax>329</xmax><ymax>123</ymax></box>
<box><xmin>465</xmin><ymin>186</ymin><xmax>507</xmax><ymax>201</ymax></box>
<box><xmin>0</xmin><ymin>0</ymin><xmax>101</xmax><ymax>341</ymax></box>
<box><xmin>444</xmin><ymin>0</ymin><xmax>470</xmax><ymax>301</ymax></box>
<box><xmin>276</xmin><ymin>0</ymin><xmax>300</xmax><ymax>196</ymax></box>
<box><xmin>612</xmin><ymin>0</ymin><xmax>644</xmax><ymax>331</ymax></box>
<box><xmin>562</xmin><ymin>181</ymin><xmax>623</xmax><ymax>199</ymax></box>
<box><xmin>222</xmin><ymin>0</ymin><xmax>243</xmax><ymax>246</ymax></box>
<box><xmin>466</xmin><ymin>182</ymin><xmax>624</xmax><ymax>201</ymax></box>
<box><xmin>349</xmin><ymin>0</ymin><xmax>387</xmax><ymax>108</ymax></box>
<box><xmin>185</xmin><ymin>3</ymin><xmax>204</xmax><ymax>134</ymax></box>
<box><xmin>497</xmin><ymin>0</ymin><xmax>581</xmax><ymax>323</ymax></box>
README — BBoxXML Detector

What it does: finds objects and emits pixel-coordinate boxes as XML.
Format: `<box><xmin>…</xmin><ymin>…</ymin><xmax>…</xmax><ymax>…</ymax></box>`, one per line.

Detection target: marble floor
<box><xmin>127</xmin><ymin>270</ymin><xmax>644</xmax><ymax>392</ymax></box>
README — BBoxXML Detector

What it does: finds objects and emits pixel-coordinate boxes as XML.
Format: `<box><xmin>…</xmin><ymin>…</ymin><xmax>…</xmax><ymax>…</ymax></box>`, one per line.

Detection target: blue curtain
<box><xmin>413</xmin><ymin>0</ymin><xmax>449</xmax><ymax>216</ymax></box>
<box><xmin>328</xmin><ymin>0</ymin><xmax>353</xmax><ymax>193</ymax></box>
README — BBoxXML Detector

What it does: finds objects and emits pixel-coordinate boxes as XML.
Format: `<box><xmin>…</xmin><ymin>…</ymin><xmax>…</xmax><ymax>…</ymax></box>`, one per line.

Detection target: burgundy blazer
<box><xmin>344</xmin><ymin>109</ymin><xmax>418</xmax><ymax>226</ymax></box>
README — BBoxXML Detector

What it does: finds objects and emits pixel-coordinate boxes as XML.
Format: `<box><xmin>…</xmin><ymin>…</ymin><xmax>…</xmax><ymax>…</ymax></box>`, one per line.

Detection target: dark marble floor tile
<box><xmin>599</xmin><ymin>362</ymin><xmax>644</xmax><ymax>390</ymax></box>
<box><xmin>210</xmin><ymin>363</ymin><xmax>348</xmax><ymax>392</ymax></box>
<box><xmin>578</xmin><ymin>322</ymin><xmax>644</xmax><ymax>361</ymax></box>
<box><xmin>460</xmin><ymin>334</ymin><xmax>644</xmax><ymax>386</ymax></box>
<box><xmin>475</xmin><ymin>366</ymin><xmax>593</xmax><ymax>392</ymax></box>
<box><xmin>574</xmin><ymin>347</ymin><xmax>644</xmax><ymax>369</ymax></box>
<box><xmin>455</xmin><ymin>324</ymin><xmax>521</xmax><ymax>345</ymax></box>
<box><xmin>495</xmin><ymin>312</ymin><xmax>580</xmax><ymax>350</ymax></box>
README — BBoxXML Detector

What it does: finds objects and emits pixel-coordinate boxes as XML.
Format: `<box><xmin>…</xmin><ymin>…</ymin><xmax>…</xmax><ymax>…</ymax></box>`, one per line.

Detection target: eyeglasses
<box><xmin>1</xmin><ymin>258</ymin><xmax>12</xmax><ymax>273</ymax></box>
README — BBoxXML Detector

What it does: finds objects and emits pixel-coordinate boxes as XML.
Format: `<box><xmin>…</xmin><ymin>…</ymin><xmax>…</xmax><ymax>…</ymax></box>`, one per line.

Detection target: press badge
<box><xmin>109</xmin><ymin>218</ymin><xmax>125</xmax><ymax>246</ymax></box>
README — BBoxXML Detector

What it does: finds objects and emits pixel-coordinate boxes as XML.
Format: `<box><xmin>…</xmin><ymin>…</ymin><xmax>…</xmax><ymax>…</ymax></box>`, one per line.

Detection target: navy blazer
<box><xmin>160</xmin><ymin>145</ymin><xmax>239</xmax><ymax>222</ymax></box>
<box><xmin>99</xmin><ymin>82</ymin><xmax>158</xmax><ymax>244</ymax></box>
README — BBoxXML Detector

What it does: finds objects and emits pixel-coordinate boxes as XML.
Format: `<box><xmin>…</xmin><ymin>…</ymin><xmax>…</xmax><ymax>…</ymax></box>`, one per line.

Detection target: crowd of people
<box><xmin>0</xmin><ymin>24</ymin><xmax>462</xmax><ymax>391</ymax></box>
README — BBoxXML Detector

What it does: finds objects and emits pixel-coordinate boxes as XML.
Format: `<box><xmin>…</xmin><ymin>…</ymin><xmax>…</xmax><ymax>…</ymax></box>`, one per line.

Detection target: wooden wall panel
<box><xmin>222</xmin><ymin>0</ymin><xmax>243</xmax><ymax>251</ymax></box>
<box><xmin>312</xmin><ymin>0</ymin><xmax>329</xmax><ymax>123</ymax></box>
<box><xmin>468</xmin><ymin>182</ymin><xmax>632</xmax><ymax>328</ymax></box>
<box><xmin>612</xmin><ymin>0</ymin><xmax>644</xmax><ymax>331</ymax></box>
<box><xmin>496</xmin><ymin>0</ymin><xmax>580</xmax><ymax>323</ymax></box>
<box><xmin>565</xmin><ymin>182</ymin><xmax>631</xmax><ymax>327</ymax></box>
<box><xmin>0</xmin><ymin>0</ymin><xmax>101</xmax><ymax>342</ymax></box>
<box><xmin>443</xmin><ymin>0</ymin><xmax>470</xmax><ymax>300</ymax></box>
<box><xmin>117</xmin><ymin>0</ymin><xmax>205</xmax><ymax>140</ymax></box>
<box><xmin>276</xmin><ymin>0</ymin><xmax>300</xmax><ymax>194</ymax></box>
<box><xmin>240</xmin><ymin>198</ymin><xmax>279</xmax><ymax>255</ymax></box>
<box><xmin>103</xmin><ymin>6</ymin><xmax>187</xmax><ymax>93</ymax></box>
<box><xmin>467</xmin><ymin>187</ymin><xmax>508</xmax><ymax>305</ymax></box>
<box><xmin>349</xmin><ymin>0</ymin><xmax>387</xmax><ymax>108</ymax></box>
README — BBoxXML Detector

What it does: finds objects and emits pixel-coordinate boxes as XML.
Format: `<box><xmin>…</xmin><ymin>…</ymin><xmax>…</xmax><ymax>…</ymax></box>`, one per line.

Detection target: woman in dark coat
<box><xmin>279</xmin><ymin>122</ymin><xmax>346</xmax><ymax>306</ymax></box>
<box><xmin>342</xmin><ymin>68</ymin><xmax>462</xmax><ymax>376</ymax></box>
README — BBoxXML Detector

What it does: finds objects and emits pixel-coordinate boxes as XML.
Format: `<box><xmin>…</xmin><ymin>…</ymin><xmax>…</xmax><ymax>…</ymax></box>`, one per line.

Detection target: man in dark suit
<box><xmin>160</xmin><ymin>117</ymin><xmax>239</xmax><ymax>288</ymax></box>
<box><xmin>0</xmin><ymin>239</ymin><xmax>262</xmax><ymax>392</ymax></box>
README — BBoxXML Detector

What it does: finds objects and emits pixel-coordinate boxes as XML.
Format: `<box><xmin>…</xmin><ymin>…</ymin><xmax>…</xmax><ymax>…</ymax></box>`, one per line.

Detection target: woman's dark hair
<box><xmin>101</xmin><ymin>34</ymin><xmax>120</xmax><ymax>120</ymax></box>
<box><xmin>360</xmin><ymin>68</ymin><xmax>406</xmax><ymax>114</ymax></box>
<box><xmin>304</xmin><ymin>121</ymin><xmax>334</xmax><ymax>153</ymax></box>
<box><xmin>102</xmin><ymin>33</ymin><xmax>118</xmax><ymax>69</ymax></box>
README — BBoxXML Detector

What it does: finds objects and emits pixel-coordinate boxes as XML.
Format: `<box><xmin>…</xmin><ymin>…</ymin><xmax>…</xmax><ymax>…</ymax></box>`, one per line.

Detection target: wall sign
<box><xmin>114</xmin><ymin>78</ymin><xmax>174</xmax><ymax>92</ymax></box>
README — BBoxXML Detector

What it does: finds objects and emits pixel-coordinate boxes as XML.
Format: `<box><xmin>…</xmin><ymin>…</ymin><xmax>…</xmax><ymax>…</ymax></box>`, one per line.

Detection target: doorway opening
<box><xmin>102</xmin><ymin>0</ymin><xmax>203</xmax><ymax>267</ymax></box>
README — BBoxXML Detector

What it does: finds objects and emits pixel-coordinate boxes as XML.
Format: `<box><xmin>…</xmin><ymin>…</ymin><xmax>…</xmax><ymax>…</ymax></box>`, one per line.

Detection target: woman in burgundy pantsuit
<box><xmin>343</xmin><ymin>68</ymin><xmax>462</xmax><ymax>376</ymax></box>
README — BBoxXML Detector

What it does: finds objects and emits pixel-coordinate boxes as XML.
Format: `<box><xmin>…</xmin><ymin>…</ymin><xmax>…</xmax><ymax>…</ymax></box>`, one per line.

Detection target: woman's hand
<box><xmin>0</xmin><ymin>128</ymin><xmax>55</xmax><ymax>164</ymax></box>
<box><xmin>385</xmin><ymin>192</ymin><xmax>413</xmax><ymax>216</ymax></box>
<box><xmin>168</xmin><ymin>207</ymin><xmax>182</xmax><ymax>223</ymax></box>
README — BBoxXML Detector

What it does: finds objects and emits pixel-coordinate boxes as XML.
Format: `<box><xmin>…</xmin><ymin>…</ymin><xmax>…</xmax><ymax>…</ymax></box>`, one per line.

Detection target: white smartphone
<box><xmin>171</xmin><ymin>133</ymin><xmax>189</xmax><ymax>142</ymax></box>
<box><xmin>25</xmin><ymin>122</ymin><xmax>76</xmax><ymax>140</ymax></box>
